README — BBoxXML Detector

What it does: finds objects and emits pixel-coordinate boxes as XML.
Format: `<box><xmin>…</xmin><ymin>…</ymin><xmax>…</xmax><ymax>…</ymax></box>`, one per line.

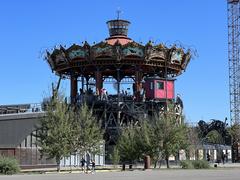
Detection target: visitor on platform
<box><xmin>121</xmin><ymin>90</ymin><xmax>125</xmax><ymax>101</ymax></box>
<box><xmin>105</xmin><ymin>90</ymin><xmax>109</xmax><ymax>101</ymax></box>
<box><xmin>79</xmin><ymin>88</ymin><xmax>84</xmax><ymax>103</ymax></box>
<box><xmin>87</xmin><ymin>88</ymin><xmax>93</xmax><ymax>95</ymax></box>
<box><xmin>96</xmin><ymin>88</ymin><xmax>100</xmax><ymax>100</ymax></box>
<box><xmin>77</xmin><ymin>92</ymin><xmax>80</xmax><ymax>104</ymax></box>
<box><xmin>101</xmin><ymin>88</ymin><xmax>108</xmax><ymax>101</ymax></box>
<box><xmin>80</xmin><ymin>88</ymin><xmax>83</xmax><ymax>94</ymax></box>
<box><xmin>142</xmin><ymin>89</ymin><xmax>146</xmax><ymax>102</ymax></box>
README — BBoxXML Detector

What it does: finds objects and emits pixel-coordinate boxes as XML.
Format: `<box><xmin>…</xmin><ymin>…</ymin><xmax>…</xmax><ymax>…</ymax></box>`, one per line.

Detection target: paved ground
<box><xmin>1</xmin><ymin>169</ymin><xmax>240</xmax><ymax>180</ymax></box>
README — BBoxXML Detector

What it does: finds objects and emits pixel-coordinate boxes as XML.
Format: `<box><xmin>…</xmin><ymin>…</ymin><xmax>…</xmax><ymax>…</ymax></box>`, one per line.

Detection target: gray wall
<box><xmin>0</xmin><ymin>112</ymin><xmax>44</xmax><ymax>148</ymax></box>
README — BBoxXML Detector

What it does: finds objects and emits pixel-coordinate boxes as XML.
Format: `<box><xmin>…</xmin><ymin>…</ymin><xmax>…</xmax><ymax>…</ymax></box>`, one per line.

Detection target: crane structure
<box><xmin>227</xmin><ymin>0</ymin><xmax>240</xmax><ymax>125</ymax></box>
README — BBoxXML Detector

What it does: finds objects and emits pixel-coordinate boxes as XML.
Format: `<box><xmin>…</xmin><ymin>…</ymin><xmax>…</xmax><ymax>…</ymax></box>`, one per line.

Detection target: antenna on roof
<box><xmin>116</xmin><ymin>7</ymin><xmax>122</xmax><ymax>20</ymax></box>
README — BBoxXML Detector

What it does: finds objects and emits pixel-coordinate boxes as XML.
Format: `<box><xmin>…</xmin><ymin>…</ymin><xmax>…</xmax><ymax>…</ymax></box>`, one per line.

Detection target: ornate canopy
<box><xmin>46</xmin><ymin>19</ymin><xmax>192</xmax><ymax>79</ymax></box>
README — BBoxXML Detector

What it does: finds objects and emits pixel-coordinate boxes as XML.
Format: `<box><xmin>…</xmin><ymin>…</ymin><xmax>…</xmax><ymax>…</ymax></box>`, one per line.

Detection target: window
<box><xmin>156</xmin><ymin>81</ymin><xmax>164</xmax><ymax>90</ymax></box>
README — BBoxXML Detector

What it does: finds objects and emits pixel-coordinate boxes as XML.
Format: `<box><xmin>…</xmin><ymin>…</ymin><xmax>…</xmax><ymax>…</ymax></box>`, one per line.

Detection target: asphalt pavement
<box><xmin>1</xmin><ymin>168</ymin><xmax>240</xmax><ymax>180</ymax></box>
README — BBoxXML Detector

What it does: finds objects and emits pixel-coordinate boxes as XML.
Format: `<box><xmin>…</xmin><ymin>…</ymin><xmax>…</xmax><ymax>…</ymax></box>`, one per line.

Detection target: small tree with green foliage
<box><xmin>117</xmin><ymin>103</ymin><xmax>189</xmax><ymax>169</ymax></box>
<box><xmin>110</xmin><ymin>147</ymin><xmax>120</xmax><ymax>168</ymax></box>
<box><xmin>206</xmin><ymin>130</ymin><xmax>223</xmax><ymax>144</ymax></box>
<box><xmin>117</xmin><ymin>125</ymin><xmax>139</xmax><ymax>164</ymax></box>
<box><xmin>37</xmin><ymin>96</ymin><xmax>73</xmax><ymax>172</ymax></box>
<box><xmin>151</xmin><ymin>104</ymin><xmax>189</xmax><ymax>168</ymax></box>
<box><xmin>229</xmin><ymin>123</ymin><xmax>240</xmax><ymax>162</ymax></box>
<box><xmin>117</xmin><ymin>120</ymin><xmax>159</xmax><ymax>167</ymax></box>
<box><xmin>229</xmin><ymin>123</ymin><xmax>240</xmax><ymax>143</ymax></box>
<box><xmin>186</xmin><ymin>125</ymin><xmax>201</xmax><ymax>160</ymax></box>
<box><xmin>73</xmin><ymin>104</ymin><xmax>104</xmax><ymax>156</ymax></box>
<box><xmin>134</xmin><ymin>120</ymin><xmax>153</xmax><ymax>158</ymax></box>
<box><xmin>135</xmin><ymin>120</ymin><xmax>161</xmax><ymax>168</ymax></box>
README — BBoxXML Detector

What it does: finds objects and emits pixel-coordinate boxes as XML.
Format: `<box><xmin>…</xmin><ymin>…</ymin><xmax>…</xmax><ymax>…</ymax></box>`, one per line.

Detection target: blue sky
<box><xmin>0</xmin><ymin>0</ymin><xmax>229</xmax><ymax>124</ymax></box>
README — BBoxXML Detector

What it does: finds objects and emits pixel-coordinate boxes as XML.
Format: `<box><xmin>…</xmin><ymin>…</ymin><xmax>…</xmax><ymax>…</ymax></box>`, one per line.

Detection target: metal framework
<box><xmin>228</xmin><ymin>0</ymin><xmax>240</xmax><ymax>125</ymax></box>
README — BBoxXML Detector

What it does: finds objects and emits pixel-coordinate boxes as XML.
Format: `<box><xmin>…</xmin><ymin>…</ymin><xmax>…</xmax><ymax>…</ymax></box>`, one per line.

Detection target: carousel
<box><xmin>45</xmin><ymin>17</ymin><xmax>192</xmax><ymax>148</ymax></box>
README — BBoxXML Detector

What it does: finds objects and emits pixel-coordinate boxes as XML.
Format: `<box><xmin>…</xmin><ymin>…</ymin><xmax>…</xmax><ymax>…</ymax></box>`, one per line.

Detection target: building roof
<box><xmin>105</xmin><ymin>35</ymin><xmax>132</xmax><ymax>45</ymax></box>
<box><xmin>0</xmin><ymin>104</ymin><xmax>30</xmax><ymax>114</ymax></box>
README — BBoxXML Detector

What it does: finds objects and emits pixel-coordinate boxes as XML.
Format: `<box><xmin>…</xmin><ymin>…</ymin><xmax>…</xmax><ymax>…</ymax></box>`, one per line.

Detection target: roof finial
<box><xmin>116</xmin><ymin>7</ymin><xmax>122</xmax><ymax>20</ymax></box>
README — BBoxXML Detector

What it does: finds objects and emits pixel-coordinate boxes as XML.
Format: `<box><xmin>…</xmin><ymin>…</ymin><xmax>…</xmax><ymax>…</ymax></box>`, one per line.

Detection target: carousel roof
<box><xmin>45</xmin><ymin>19</ymin><xmax>192</xmax><ymax>78</ymax></box>
<box><xmin>106</xmin><ymin>35</ymin><xmax>132</xmax><ymax>45</ymax></box>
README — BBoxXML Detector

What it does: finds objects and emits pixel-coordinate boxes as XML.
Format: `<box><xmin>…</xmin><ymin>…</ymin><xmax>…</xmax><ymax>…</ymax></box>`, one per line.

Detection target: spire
<box><xmin>116</xmin><ymin>8</ymin><xmax>122</xmax><ymax>20</ymax></box>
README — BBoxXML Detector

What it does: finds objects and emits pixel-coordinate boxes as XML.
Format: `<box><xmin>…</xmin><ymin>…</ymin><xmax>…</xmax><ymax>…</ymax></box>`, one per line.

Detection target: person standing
<box><xmin>91</xmin><ymin>159</ymin><xmax>95</xmax><ymax>174</ymax></box>
<box><xmin>207</xmin><ymin>153</ymin><xmax>211</xmax><ymax>162</ymax></box>
<box><xmin>80</xmin><ymin>157</ymin><xmax>86</xmax><ymax>172</ymax></box>
<box><xmin>96</xmin><ymin>88</ymin><xmax>100</xmax><ymax>100</ymax></box>
<box><xmin>225</xmin><ymin>152</ymin><xmax>228</xmax><ymax>163</ymax></box>
<box><xmin>221</xmin><ymin>152</ymin><xmax>225</xmax><ymax>164</ymax></box>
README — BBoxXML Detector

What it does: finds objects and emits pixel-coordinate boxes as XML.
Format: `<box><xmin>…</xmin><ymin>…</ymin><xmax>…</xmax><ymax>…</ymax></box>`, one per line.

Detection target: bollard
<box><xmin>144</xmin><ymin>155</ymin><xmax>151</xmax><ymax>169</ymax></box>
<box><xmin>122</xmin><ymin>163</ymin><xmax>125</xmax><ymax>171</ymax></box>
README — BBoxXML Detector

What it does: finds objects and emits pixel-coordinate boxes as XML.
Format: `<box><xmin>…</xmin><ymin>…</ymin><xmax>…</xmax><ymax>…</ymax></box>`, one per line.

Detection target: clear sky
<box><xmin>0</xmin><ymin>0</ymin><xmax>229</xmax><ymax>124</ymax></box>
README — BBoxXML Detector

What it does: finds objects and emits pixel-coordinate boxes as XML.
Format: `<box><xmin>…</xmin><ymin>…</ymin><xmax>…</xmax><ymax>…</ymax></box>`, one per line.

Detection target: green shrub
<box><xmin>180</xmin><ymin>160</ymin><xmax>210</xmax><ymax>169</ymax></box>
<box><xmin>192</xmin><ymin>160</ymin><xmax>210</xmax><ymax>169</ymax></box>
<box><xmin>180</xmin><ymin>160</ymin><xmax>194</xmax><ymax>169</ymax></box>
<box><xmin>0</xmin><ymin>156</ymin><xmax>20</xmax><ymax>175</ymax></box>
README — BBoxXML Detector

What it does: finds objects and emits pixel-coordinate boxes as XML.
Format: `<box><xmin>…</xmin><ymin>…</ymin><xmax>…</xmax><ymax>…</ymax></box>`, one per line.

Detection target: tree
<box><xmin>186</xmin><ymin>125</ymin><xmax>201</xmax><ymax>160</ymax></box>
<box><xmin>206</xmin><ymin>130</ymin><xmax>223</xmax><ymax>144</ymax></box>
<box><xmin>117</xmin><ymin>125</ymin><xmax>139</xmax><ymax>164</ymax></box>
<box><xmin>73</xmin><ymin>104</ymin><xmax>103</xmax><ymax>156</ymax></box>
<box><xmin>229</xmin><ymin>123</ymin><xmax>240</xmax><ymax>162</ymax></box>
<box><xmin>116</xmin><ymin>103</ymin><xmax>189</xmax><ymax>169</ymax></box>
<box><xmin>116</xmin><ymin>120</ymin><xmax>157</xmax><ymax>167</ymax></box>
<box><xmin>229</xmin><ymin>123</ymin><xmax>240</xmax><ymax>143</ymax></box>
<box><xmin>37</xmin><ymin>96</ymin><xmax>73</xmax><ymax>172</ymax></box>
<box><xmin>151</xmin><ymin>104</ymin><xmax>189</xmax><ymax>168</ymax></box>
<box><xmin>136</xmin><ymin>120</ymin><xmax>160</xmax><ymax>168</ymax></box>
<box><xmin>110</xmin><ymin>147</ymin><xmax>120</xmax><ymax>168</ymax></box>
<box><xmin>136</xmin><ymin>120</ymin><xmax>154</xmax><ymax>156</ymax></box>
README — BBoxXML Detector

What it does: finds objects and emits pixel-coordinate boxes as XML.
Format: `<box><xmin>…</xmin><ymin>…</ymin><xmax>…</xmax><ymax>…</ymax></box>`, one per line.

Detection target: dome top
<box><xmin>105</xmin><ymin>19</ymin><xmax>132</xmax><ymax>45</ymax></box>
<box><xmin>106</xmin><ymin>19</ymin><xmax>130</xmax><ymax>37</ymax></box>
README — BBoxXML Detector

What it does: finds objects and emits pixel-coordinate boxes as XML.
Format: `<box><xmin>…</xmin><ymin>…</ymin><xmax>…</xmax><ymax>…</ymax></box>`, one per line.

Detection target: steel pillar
<box><xmin>135</xmin><ymin>71</ymin><xmax>142</xmax><ymax>101</ymax></box>
<box><xmin>70</xmin><ymin>75</ymin><xmax>78</xmax><ymax>103</ymax></box>
<box><xmin>95</xmin><ymin>70</ymin><xmax>103</xmax><ymax>94</ymax></box>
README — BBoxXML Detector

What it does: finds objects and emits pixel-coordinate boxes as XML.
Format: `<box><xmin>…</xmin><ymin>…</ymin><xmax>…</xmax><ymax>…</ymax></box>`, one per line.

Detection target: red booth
<box><xmin>144</xmin><ymin>77</ymin><xmax>175</xmax><ymax>100</ymax></box>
